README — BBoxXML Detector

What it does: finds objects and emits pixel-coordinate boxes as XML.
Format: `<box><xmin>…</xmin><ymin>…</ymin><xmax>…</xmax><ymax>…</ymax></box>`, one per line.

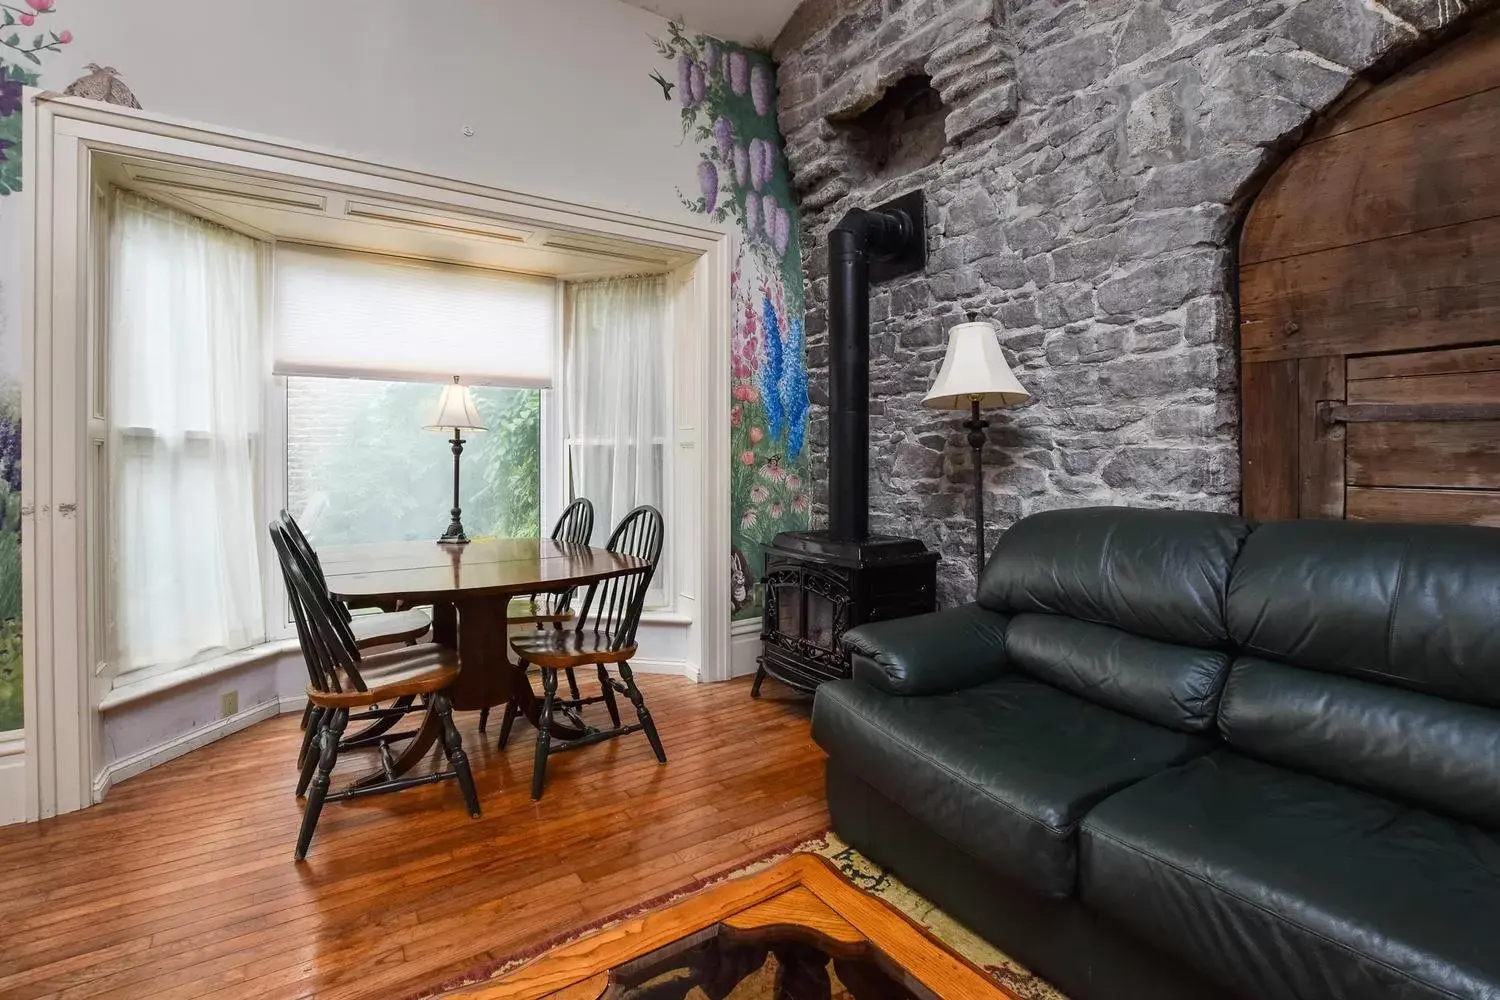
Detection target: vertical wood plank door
<box><xmin>1239</xmin><ymin>17</ymin><xmax>1500</xmax><ymax>525</ymax></box>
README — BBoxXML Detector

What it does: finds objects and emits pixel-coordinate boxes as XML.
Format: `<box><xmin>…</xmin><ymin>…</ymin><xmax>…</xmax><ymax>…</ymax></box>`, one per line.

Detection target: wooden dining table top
<box><xmin>319</xmin><ymin>537</ymin><xmax>648</xmax><ymax>604</ymax></box>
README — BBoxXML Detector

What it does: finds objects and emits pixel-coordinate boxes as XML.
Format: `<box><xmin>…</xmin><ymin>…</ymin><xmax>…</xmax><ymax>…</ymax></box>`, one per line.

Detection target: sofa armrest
<box><xmin>843</xmin><ymin>604</ymin><xmax>1010</xmax><ymax>696</ymax></box>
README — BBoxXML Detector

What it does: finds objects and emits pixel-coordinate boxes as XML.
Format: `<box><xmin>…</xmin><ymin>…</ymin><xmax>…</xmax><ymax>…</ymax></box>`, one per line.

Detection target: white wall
<box><xmin>5</xmin><ymin>0</ymin><xmax>722</xmax><ymax>788</ymax></box>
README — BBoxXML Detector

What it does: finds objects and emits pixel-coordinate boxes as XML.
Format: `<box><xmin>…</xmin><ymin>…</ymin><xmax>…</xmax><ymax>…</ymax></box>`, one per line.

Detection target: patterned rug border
<box><xmin>404</xmin><ymin>831</ymin><xmax>832</xmax><ymax>1000</ymax></box>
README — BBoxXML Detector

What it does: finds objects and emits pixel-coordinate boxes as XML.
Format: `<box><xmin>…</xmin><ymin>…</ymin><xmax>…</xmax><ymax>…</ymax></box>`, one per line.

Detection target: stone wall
<box><xmin>775</xmin><ymin>0</ymin><xmax>1490</xmax><ymax>605</ymax></box>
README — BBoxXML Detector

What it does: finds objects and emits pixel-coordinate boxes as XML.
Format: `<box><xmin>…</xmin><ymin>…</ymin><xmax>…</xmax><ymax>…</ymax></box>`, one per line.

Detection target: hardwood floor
<box><xmin>0</xmin><ymin>676</ymin><xmax>828</xmax><ymax>1000</ymax></box>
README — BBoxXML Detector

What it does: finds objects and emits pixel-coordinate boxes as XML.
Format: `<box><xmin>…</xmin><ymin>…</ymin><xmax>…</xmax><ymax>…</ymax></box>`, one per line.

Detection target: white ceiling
<box><xmin>623</xmin><ymin>0</ymin><xmax>803</xmax><ymax>45</ymax></box>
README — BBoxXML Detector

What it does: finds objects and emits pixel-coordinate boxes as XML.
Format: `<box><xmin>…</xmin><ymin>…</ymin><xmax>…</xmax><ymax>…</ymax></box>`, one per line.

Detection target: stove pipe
<box><xmin>827</xmin><ymin>204</ymin><xmax>920</xmax><ymax>542</ymax></box>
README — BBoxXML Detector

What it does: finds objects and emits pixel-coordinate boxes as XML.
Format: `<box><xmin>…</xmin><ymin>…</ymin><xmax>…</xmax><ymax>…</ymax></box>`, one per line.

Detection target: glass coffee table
<box><xmin>445</xmin><ymin>854</ymin><xmax>1018</xmax><ymax>999</ymax></box>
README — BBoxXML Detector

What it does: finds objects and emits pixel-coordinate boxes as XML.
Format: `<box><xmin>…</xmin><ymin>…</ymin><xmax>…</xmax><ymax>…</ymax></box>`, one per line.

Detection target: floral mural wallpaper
<box><xmin>0</xmin><ymin>0</ymin><xmax>73</xmax><ymax>731</ymax></box>
<box><xmin>653</xmin><ymin>23</ymin><xmax>810</xmax><ymax>622</ymax></box>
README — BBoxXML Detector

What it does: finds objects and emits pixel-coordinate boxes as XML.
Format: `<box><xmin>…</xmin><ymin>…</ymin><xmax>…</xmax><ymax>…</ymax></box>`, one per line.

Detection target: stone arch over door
<box><xmin>1240</xmin><ymin>17</ymin><xmax>1500</xmax><ymax>525</ymax></box>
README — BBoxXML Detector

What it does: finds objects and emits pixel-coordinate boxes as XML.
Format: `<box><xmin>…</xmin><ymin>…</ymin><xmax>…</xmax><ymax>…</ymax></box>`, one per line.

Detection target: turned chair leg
<box><xmin>597</xmin><ymin>663</ymin><xmax>622</xmax><ymax>729</ymax></box>
<box><xmin>299</xmin><ymin>700</ymin><xmax>314</xmax><ymax>729</ymax></box>
<box><xmin>619</xmin><ymin>662</ymin><xmax>666</xmax><ymax>763</ymax></box>
<box><xmin>297</xmin><ymin>705</ymin><xmax>324</xmax><ymax>772</ymax></box>
<box><xmin>296</xmin><ymin>708</ymin><xmax>347</xmax><ymax>861</ymax></box>
<box><xmin>565</xmin><ymin>668</ymin><xmax>581</xmax><ymax>701</ymax></box>
<box><xmin>295</xmin><ymin>709</ymin><xmax>325</xmax><ymax>800</ymax></box>
<box><xmin>497</xmin><ymin>696</ymin><xmax>520</xmax><ymax>750</ymax></box>
<box><xmin>434</xmin><ymin>692</ymin><xmax>480</xmax><ymax>818</ymax></box>
<box><xmin>477</xmin><ymin>706</ymin><xmax>490</xmax><ymax>732</ymax></box>
<box><xmin>531</xmin><ymin>666</ymin><xmax>558</xmax><ymax>800</ymax></box>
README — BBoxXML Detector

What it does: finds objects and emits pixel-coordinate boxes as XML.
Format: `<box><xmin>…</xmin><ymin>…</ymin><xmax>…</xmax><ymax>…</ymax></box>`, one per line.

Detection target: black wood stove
<box><xmin>754</xmin><ymin>192</ymin><xmax>938</xmax><ymax>696</ymax></box>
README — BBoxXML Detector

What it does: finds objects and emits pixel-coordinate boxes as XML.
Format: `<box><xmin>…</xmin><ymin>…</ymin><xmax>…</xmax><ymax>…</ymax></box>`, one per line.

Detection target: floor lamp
<box><xmin>923</xmin><ymin>319</ymin><xmax>1030</xmax><ymax>581</ymax></box>
<box><xmin>428</xmin><ymin>376</ymin><xmax>487</xmax><ymax>545</ymax></box>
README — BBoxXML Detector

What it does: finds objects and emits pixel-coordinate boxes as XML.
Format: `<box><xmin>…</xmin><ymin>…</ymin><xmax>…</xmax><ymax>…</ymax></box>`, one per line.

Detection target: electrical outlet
<box><xmin>220</xmin><ymin>690</ymin><xmax>239</xmax><ymax>719</ymax></box>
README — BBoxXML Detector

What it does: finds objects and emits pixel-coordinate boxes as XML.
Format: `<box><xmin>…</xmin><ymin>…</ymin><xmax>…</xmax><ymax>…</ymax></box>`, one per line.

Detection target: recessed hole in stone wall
<box><xmin>832</xmin><ymin>74</ymin><xmax>948</xmax><ymax>182</ymax></box>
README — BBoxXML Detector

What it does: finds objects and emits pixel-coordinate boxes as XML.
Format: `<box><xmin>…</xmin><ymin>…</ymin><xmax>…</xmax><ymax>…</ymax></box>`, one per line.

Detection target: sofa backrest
<box><xmin>980</xmin><ymin>507</ymin><xmax>1252</xmax><ymax>733</ymax></box>
<box><xmin>1222</xmin><ymin>520</ymin><xmax>1500</xmax><ymax>828</ymax></box>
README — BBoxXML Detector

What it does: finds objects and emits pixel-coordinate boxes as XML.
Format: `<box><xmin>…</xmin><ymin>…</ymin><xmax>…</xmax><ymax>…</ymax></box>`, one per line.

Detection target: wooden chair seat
<box><xmin>349</xmin><ymin>608</ymin><xmax>431</xmax><ymax>649</ymax></box>
<box><xmin>510</xmin><ymin>629</ymin><xmax>637</xmax><ymax>669</ymax></box>
<box><xmin>505</xmin><ymin>596</ymin><xmax>575</xmax><ymax>626</ymax></box>
<box><xmin>308</xmin><ymin>644</ymin><xmax>460</xmax><ymax>708</ymax></box>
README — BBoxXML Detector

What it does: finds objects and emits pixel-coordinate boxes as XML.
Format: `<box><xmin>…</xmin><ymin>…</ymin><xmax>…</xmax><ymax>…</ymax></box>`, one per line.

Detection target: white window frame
<box><xmin>21</xmin><ymin>93</ymin><xmax>732</xmax><ymax>821</ymax></box>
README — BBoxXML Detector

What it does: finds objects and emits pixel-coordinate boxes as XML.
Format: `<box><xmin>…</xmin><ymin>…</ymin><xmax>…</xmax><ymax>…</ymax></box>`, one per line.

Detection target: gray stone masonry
<box><xmin>774</xmin><ymin>0</ymin><xmax>1489</xmax><ymax>606</ymax></box>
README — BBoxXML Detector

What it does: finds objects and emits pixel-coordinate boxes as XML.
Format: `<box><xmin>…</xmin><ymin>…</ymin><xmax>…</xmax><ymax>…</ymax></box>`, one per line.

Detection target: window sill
<box><xmin>100</xmin><ymin>638</ymin><xmax>301</xmax><ymax>714</ymax></box>
<box><xmin>640</xmin><ymin>610</ymin><xmax>692</xmax><ymax>626</ymax></box>
<box><xmin>0</xmin><ymin>732</ymin><xmax>23</xmax><ymax>758</ymax></box>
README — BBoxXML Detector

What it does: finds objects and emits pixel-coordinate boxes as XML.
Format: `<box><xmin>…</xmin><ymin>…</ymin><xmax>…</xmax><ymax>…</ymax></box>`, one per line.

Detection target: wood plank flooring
<box><xmin>0</xmin><ymin>676</ymin><xmax>828</xmax><ymax>1000</ymax></box>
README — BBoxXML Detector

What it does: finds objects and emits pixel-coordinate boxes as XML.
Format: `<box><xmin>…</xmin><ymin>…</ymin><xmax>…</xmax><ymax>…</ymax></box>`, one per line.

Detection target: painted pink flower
<box><xmin>792</xmin><ymin>494</ymin><xmax>809</xmax><ymax>513</ymax></box>
<box><xmin>770</xmin><ymin>501</ymin><xmax>783</xmax><ymax>518</ymax></box>
<box><xmin>19</xmin><ymin>13</ymin><xmax>34</xmax><ymax>25</ymax></box>
<box><xmin>740</xmin><ymin>450</ymin><xmax>755</xmax><ymax>466</ymax></box>
<box><xmin>741</xmin><ymin>509</ymin><xmax>758</xmax><ymax>530</ymax></box>
<box><xmin>750</xmin><ymin>485</ymin><xmax>768</xmax><ymax>503</ymax></box>
<box><xmin>786</xmin><ymin>474</ymin><xmax>801</xmax><ymax>490</ymax></box>
<box><xmin>731</xmin><ymin>405</ymin><xmax>743</xmax><ymax>427</ymax></box>
<box><xmin>749</xmin><ymin>427</ymin><xmax>764</xmax><ymax>443</ymax></box>
<box><xmin>760</xmin><ymin>457</ymin><xmax>786</xmax><ymax>482</ymax></box>
<box><xmin>25</xmin><ymin>0</ymin><xmax>53</xmax><ymax>11</ymax></box>
<box><xmin>57</xmin><ymin>29</ymin><xmax>70</xmax><ymax>42</ymax></box>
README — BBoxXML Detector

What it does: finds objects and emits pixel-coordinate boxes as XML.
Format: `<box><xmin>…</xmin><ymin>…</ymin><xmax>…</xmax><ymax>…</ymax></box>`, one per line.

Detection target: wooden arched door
<box><xmin>1240</xmin><ymin>19</ymin><xmax>1500</xmax><ymax>525</ymax></box>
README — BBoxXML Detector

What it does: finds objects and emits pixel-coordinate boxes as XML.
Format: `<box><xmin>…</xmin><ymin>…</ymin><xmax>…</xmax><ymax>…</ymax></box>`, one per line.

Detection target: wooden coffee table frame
<box><xmin>445</xmin><ymin>853</ymin><xmax>1019</xmax><ymax>999</ymax></box>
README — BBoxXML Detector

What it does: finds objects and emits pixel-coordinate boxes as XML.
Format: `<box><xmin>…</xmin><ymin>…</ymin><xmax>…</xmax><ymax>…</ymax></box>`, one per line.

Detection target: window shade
<box><xmin>274</xmin><ymin>245</ymin><xmax>557</xmax><ymax>387</ymax></box>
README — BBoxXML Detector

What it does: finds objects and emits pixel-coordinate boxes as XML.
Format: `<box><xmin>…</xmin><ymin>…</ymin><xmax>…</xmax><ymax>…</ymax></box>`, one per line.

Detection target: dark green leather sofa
<box><xmin>814</xmin><ymin>506</ymin><xmax>1500</xmax><ymax>1000</ymax></box>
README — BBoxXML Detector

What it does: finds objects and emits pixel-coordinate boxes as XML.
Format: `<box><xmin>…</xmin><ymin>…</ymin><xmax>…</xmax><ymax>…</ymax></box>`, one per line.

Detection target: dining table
<box><xmin>317</xmin><ymin>536</ymin><xmax>649</xmax><ymax>786</ymax></box>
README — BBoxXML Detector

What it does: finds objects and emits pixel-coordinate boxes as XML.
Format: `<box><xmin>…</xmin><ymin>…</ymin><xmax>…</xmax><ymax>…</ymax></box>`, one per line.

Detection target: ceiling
<box><xmin>96</xmin><ymin>155</ymin><xmax>695</xmax><ymax>281</ymax></box>
<box><xmin>623</xmin><ymin>0</ymin><xmax>803</xmax><ymax>45</ymax></box>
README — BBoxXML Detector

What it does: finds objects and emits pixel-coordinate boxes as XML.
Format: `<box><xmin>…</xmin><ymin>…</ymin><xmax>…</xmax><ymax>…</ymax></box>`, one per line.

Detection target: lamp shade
<box><xmin>426</xmin><ymin>377</ymin><xmax>487</xmax><ymax>432</ymax></box>
<box><xmin>922</xmin><ymin>321</ymin><xmax>1030</xmax><ymax>410</ymax></box>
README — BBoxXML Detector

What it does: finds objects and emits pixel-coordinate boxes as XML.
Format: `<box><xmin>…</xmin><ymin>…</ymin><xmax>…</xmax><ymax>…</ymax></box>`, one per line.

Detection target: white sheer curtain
<box><xmin>108</xmin><ymin>191</ymin><xmax>266</xmax><ymax>676</ymax></box>
<box><xmin>565</xmin><ymin>275</ymin><xmax>671</xmax><ymax>606</ymax></box>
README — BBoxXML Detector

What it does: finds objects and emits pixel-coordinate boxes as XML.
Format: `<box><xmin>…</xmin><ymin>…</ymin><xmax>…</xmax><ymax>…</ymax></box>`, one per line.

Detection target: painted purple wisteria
<box><xmin>652</xmin><ymin>22</ymin><xmax>809</xmax><ymax>620</ymax></box>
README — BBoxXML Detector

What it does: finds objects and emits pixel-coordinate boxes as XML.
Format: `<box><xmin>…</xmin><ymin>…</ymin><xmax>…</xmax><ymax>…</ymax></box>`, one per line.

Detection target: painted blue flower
<box><xmin>779</xmin><ymin>316</ymin><xmax>808</xmax><ymax>461</ymax></box>
<box><xmin>757</xmin><ymin>295</ymin><xmax>784</xmax><ymax>442</ymax></box>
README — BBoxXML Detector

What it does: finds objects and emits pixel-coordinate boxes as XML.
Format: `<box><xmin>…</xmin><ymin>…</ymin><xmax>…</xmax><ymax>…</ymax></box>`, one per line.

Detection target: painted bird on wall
<box><xmin>648</xmin><ymin>68</ymin><xmax>674</xmax><ymax>101</ymax></box>
<box><xmin>64</xmin><ymin>64</ymin><xmax>140</xmax><ymax>108</ymax></box>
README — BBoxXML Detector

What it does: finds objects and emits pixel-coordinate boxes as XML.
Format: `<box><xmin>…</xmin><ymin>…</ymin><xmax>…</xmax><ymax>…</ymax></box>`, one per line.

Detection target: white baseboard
<box><xmin>93</xmin><ymin>698</ymin><xmax>285</xmax><ymax>803</ymax></box>
<box><xmin>0</xmin><ymin>753</ymin><xmax>25</xmax><ymax>826</ymax></box>
<box><xmin>730</xmin><ymin>627</ymin><xmax>762</xmax><ymax>680</ymax></box>
<box><xmin>624</xmin><ymin>657</ymin><xmax>686</xmax><ymax>676</ymax></box>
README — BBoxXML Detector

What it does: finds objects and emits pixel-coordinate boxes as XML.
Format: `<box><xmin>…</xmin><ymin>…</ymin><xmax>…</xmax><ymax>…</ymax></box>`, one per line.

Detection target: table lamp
<box><xmin>923</xmin><ymin>318</ymin><xmax>1030</xmax><ymax>580</ymax></box>
<box><xmin>427</xmin><ymin>376</ymin><xmax>486</xmax><ymax>545</ymax></box>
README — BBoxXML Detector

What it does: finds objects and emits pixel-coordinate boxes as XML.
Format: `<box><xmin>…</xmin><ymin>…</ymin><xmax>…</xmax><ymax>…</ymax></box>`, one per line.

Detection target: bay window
<box><xmin>106</xmin><ymin>192</ymin><xmax>267</xmax><ymax>678</ymax></box>
<box><xmin>102</xmin><ymin>193</ymin><xmax>673</xmax><ymax>685</ymax></box>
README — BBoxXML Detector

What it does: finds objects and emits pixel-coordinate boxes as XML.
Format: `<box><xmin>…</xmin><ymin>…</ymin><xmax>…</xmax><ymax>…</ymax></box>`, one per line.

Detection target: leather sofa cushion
<box><xmin>1081</xmin><ymin>752</ymin><xmax>1500</xmax><ymax>1000</ymax></box>
<box><xmin>1006</xmin><ymin>613</ymin><xmax>1231</xmax><ymax>733</ymax></box>
<box><xmin>978</xmin><ymin>506</ymin><xmax>1251</xmax><ymax>647</ymax></box>
<box><xmin>811</xmin><ymin>674</ymin><xmax>1210</xmax><ymax>899</ymax></box>
<box><xmin>845</xmin><ymin>605</ymin><xmax>1010</xmax><ymax>696</ymax></box>
<box><xmin>1220</xmin><ymin>657</ymin><xmax>1500</xmax><ymax>829</ymax></box>
<box><xmin>1227</xmin><ymin>520</ymin><xmax>1500</xmax><ymax>708</ymax></box>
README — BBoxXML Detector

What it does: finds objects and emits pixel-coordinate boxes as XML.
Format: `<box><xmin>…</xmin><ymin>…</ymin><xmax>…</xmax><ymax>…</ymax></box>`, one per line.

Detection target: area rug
<box><xmin>414</xmin><ymin>833</ymin><xmax>1067</xmax><ymax>999</ymax></box>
